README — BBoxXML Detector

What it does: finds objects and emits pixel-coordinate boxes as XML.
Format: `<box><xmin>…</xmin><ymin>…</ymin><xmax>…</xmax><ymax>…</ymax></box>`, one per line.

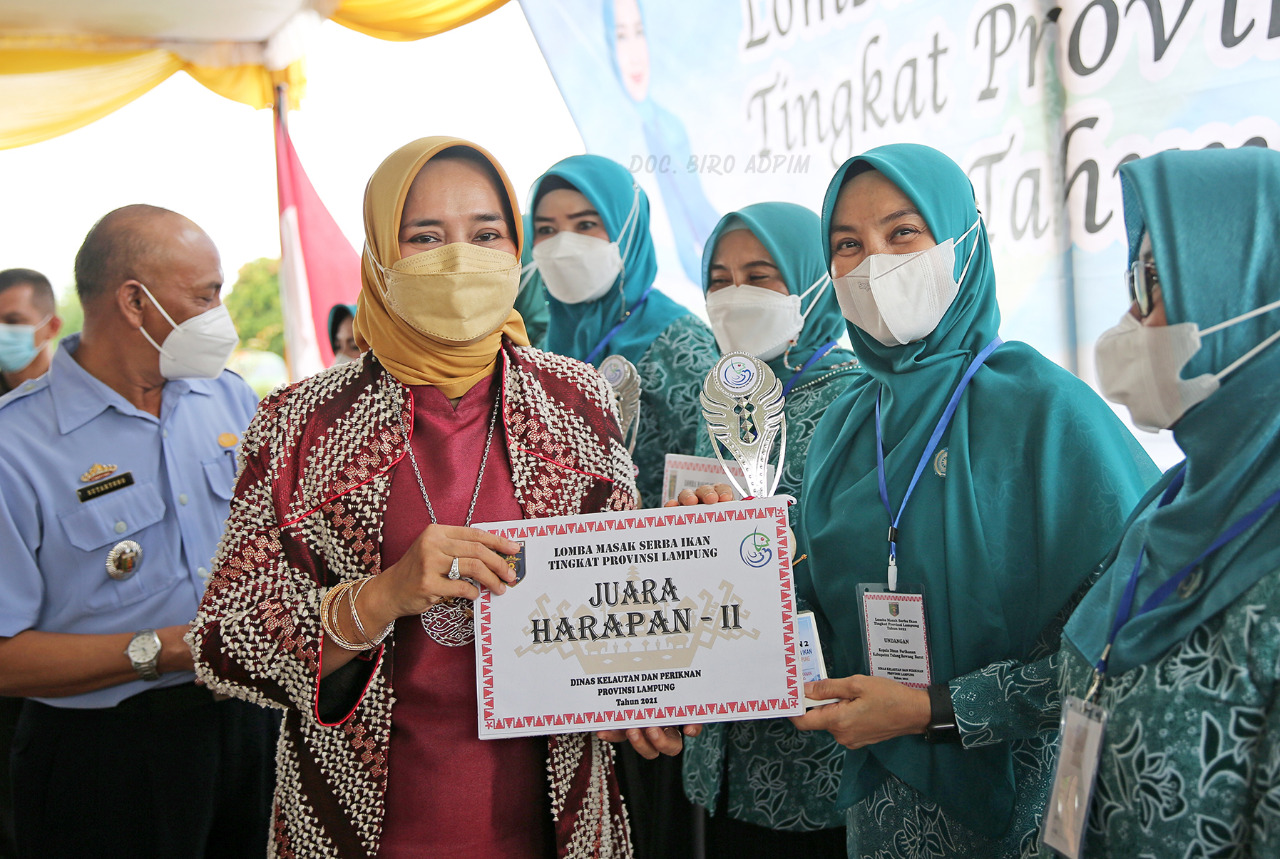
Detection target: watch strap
<box><xmin>134</xmin><ymin>656</ymin><xmax>160</xmax><ymax>682</ymax></box>
<box><xmin>127</xmin><ymin>629</ymin><xmax>161</xmax><ymax>682</ymax></box>
<box><xmin>923</xmin><ymin>681</ymin><xmax>960</xmax><ymax>744</ymax></box>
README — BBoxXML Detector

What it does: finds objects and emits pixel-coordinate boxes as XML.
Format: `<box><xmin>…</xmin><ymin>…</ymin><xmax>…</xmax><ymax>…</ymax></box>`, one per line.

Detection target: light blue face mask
<box><xmin>0</xmin><ymin>316</ymin><xmax>51</xmax><ymax>373</ymax></box>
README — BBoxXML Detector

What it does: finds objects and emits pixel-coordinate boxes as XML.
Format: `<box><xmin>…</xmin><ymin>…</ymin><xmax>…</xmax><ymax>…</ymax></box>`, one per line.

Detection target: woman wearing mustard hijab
<box><xmin>191</xmin><ymin>137</ymin><xmax>661</xmax><ymax>858</ymax></box>
<box><xmin>1056</xmin><ymin>146</ymin><xmax>1280</xmax><ymax>858</ymax></box>
<box><xmin>790</xmin><ymin>144</ymin><xmax>1159</xmax><ymax>858</ymax></box>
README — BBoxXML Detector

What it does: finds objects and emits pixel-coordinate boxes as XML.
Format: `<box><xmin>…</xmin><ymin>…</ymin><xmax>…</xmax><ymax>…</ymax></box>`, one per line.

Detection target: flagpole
<box><xmin>274</xmin><ymin>82</ymin><xmax>288</xmax><ymax>130</ymax></box>
<box><xmin>272</xmin><ymin>83</ymin><xmax>362</xmax><ymax>380</ymax></box>
<box><xmin>273</xmin><ymin>82</ymin><xmax>294</xmax><ymax>379</ymax></box>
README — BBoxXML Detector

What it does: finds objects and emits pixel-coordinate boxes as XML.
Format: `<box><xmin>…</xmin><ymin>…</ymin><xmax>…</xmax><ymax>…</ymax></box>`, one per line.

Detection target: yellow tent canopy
<box><xmin>0</xmin><ymin>0</ymin><xmax>507</xmax><ymax>149</ymax></box>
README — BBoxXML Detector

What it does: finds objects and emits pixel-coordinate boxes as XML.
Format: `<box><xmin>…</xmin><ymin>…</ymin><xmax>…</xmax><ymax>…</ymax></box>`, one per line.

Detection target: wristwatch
<box><xmin>125</xmin><ymin>629</ymin><xmax>162</xmax><ymax>681</ymax></box>
<box><xmin>923</xmin><ymin>681</ymin><xmax>961</xmax><ymax>744</ymax></box>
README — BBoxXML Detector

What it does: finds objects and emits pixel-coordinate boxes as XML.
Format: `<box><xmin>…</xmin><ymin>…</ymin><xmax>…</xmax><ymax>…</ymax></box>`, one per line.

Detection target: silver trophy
<box><xmin>700</xmin><ymin>352</ymin><xmax>786</xmax><ymax>498</ymax></box>
<box><xmin>599</xmin><ymin>354</ymin><xmax>642</xmax><ymax>455</ymax></box>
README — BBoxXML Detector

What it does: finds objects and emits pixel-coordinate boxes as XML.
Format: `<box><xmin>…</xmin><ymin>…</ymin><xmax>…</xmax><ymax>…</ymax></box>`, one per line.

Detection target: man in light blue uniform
<box><xmin>0</xmin><ymin>205</ymin><xmax>276</xmax><ymax>858</ymax></box>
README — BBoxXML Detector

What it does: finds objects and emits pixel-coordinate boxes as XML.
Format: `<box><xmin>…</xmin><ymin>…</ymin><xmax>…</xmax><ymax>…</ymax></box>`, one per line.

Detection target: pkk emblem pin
<box><xmin>700</xmin><ymin>352</ymin><xmax>787</xmax><ymax>498</ymax></box>
<box><xmin>106</xmin><ymin>540</ymin><xmax>142</xmax><ymax>581</ymax></box>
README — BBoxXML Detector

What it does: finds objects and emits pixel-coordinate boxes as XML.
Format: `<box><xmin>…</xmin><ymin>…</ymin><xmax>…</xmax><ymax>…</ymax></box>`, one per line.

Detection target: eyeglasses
<box><xmin>1125</xmin><ymin>258</ymin><xmax>1159</xmax><ymax>318</ymax></box>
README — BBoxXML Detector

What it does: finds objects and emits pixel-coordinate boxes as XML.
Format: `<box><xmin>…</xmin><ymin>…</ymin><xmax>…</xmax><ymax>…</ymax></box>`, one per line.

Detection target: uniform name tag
<box><xmin>859</xmin><ymin>584</ymin><xmax>931</xmax><ymax>688</ymax></box>
<box><xmin>77</xmin><ymin>471</ymin><xmax>134</xmax><ymax>503</ymax></box>
<box><xmin>1041</xmin><ymin>695</ymin><xmax>1108</xmax><ymax>858</ymax></box>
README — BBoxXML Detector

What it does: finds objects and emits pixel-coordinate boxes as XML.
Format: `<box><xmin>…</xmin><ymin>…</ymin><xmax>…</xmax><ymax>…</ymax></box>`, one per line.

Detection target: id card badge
<box><xmin>795</xmin><ymin>611</ymin><xmax>838</xmax><ymax>708</ymax></box>
<box><xmin>1041</xmin><ymin>695</ymin><xmax>1108</xmax><ymax>859</ymax></box>
<box><xmin>857</xmin><ymin>583</ymin><xmax>932</xmax><ymax>688</ymax></box>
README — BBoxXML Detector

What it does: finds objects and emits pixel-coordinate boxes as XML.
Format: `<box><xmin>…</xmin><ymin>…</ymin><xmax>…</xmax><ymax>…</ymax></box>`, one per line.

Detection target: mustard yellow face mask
<box><xmin>371</xmin><ymin>242</ymin><xmax>521</xmax><ymax>345</ymax></box>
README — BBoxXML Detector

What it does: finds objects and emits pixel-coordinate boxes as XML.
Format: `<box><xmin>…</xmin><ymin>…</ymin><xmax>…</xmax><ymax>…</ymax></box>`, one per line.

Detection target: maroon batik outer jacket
<box><xmin>191</xmin><ymin>341</ymin><xmax>638</xmax><ymax>859</ymax></box>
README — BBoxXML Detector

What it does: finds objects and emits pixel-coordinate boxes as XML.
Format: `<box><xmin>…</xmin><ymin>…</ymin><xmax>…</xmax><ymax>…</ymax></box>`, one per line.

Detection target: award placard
<box><xmin>473</xmin><ymin>497</ymin><xmax>802</xmax><ymax>738</ymax></box>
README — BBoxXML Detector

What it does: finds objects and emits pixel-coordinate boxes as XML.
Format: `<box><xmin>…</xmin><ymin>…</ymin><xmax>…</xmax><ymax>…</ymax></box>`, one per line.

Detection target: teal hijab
<box><xmin>1065</xmin><ymin>147</ymin><xmax>1280</xmax><ymax>675</ymax></box>
<box><xmin>531</xmin><ymin>154</ymin><xmax>690</xmax><ymax>366</ymax></box>
<box><xmin>516</xmin><ymin>213</ymin><xmax>550</xmax><ymax>349</ymax></box>
<box><xmin>701</xmin><ymin>202</ymin><xmax>856</xmax><ymax>388</ymax></box>
<box><xmin>798</xmin><ymin>144</ymin><xmax>1157</xmax><ymax>835</ymax></box>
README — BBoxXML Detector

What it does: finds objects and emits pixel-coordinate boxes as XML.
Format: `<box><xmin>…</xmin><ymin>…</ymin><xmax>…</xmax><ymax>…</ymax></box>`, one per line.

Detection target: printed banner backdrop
<box><xmin>520</xmin><ymin>0</ymin><xmax>1279</xmax><ymax>403</ymax></box>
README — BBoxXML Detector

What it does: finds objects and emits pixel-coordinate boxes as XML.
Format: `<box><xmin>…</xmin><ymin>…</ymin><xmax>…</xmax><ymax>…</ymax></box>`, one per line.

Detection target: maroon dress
<box><xmin>378</xmin><ymin>374</ymin><xmax>548</xmax><ymax>858</ymax></box>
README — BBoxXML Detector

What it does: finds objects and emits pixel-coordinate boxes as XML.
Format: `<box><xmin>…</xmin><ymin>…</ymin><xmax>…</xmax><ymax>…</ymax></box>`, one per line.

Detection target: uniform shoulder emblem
<box><xmin>0</xmin><ymin>376</ymin><xmax>50</xmax><ymax>410</ymax></box>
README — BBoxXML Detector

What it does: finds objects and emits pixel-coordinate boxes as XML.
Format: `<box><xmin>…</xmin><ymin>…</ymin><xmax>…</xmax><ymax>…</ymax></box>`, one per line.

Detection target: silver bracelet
<box><xmin>322</xmin><ymin>581</ymin><xmax>371</xmax><ymax>652</ymax></box>
<box><xmin>349</xmin><ymin>577</ymin><xmax>393</xmax><ymax>647</ymax></box>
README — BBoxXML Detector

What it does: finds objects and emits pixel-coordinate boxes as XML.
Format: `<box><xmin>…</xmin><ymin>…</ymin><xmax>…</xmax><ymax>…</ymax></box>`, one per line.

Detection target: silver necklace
<box><xmin>398</xmin><ymin>386</ymin><xmax>501</xmax><ymax>646</ymax></box>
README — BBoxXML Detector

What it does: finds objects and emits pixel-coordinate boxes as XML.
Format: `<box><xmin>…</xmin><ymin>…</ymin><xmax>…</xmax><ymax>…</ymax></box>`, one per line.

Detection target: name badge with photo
<box><xmin>857</xmin><ymin>583</ymin><xmax>932</xmax><ymax>689</ymax></box>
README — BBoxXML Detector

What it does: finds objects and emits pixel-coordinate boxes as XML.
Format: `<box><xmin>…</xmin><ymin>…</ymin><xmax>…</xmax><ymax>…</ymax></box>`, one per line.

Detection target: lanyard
<box><xmin>875</xmin><ymin>337</ymin><xmax>1002</xmax><ymax>591</ymax></box>
<box><xmin>782</xmin><ymin>340</ymin><xmax>838</xmax><ymax>398</ymax></box>
<box><xmin>1087</xmin><ymin>467</ymin><xmax>1280</xmax><ymax>701</ymax></box>
<box><xmin>585</xmin><ymin>282</ymin><xmax>656</xmax><ymax>366</ymax></box>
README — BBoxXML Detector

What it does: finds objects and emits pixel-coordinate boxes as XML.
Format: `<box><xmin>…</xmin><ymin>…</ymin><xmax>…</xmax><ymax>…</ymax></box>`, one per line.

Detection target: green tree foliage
<box><xmin>225</xmin><ymin>257</ymin><xmax>284</xmax><ymax>356</ymax></box>
<box><xmin>55</xmin><ymin>288</ymin><xmax>83</xmax><ymax>340</ymax></box>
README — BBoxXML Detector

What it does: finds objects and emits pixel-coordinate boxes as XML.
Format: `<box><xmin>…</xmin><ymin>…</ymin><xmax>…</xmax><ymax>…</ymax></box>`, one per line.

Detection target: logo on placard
<box><xmin>889</xmin><ymin>602</ymin><xmax>900</xmax><ymax>617</ymax></box>
<box><xmin>740</xmin><ymin>529</ymin><xmax>772</xmax><ymax>568</ymax></box>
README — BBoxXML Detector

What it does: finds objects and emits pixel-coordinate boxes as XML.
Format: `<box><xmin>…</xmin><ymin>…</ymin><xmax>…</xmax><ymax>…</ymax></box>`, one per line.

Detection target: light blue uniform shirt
<box><xmin>0</xmin><ymin>334</ymin><xmax>258</xmax><ymax>708</ymax></box>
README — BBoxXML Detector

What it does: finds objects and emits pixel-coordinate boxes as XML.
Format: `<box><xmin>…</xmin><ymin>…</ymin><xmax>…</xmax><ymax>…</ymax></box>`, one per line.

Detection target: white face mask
<box><xmin>831</xmin><ymin>218</ymin><xmax>980</xmax><ymax>346</ymax></box>
<box><xmin>1095</xmin><ymin>299</ymin><xmax>1280</xmax><ymax>431</ymax></box>
<box><xmin>531</xmin><ymin>184</ymin><xmax>641</xmax><ymax>305</ymax></box>
<box><xmin>137</xmin><ymin>283</ymin><xmax>239</xmax><ymax>380</ymax></box>
<box><xmin>705</xmin><ymin>275</ymin><xmax>830</xmax><ymax>361</ymax></box>
<box><xmin>533</xmin><ymin>232</ymin><xmax>622</xmax><ymax>304</ymax></box>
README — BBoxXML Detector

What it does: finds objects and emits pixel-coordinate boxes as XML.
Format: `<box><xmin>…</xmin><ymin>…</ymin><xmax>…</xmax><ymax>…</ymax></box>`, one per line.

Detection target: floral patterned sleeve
<box><xmin>949</xmin><ymin>572</ymin><xmax>1099</xmax><ymax>748</ymax></box>
<box><xmin>1253</xmin><ymin>691</ymin><xmax>1280</xmax><ymax>850</ymax></box>
<box><xmin>632</xmin><ymin>315</ymin><xmax>719</xmax><ymax>506</ymax></box>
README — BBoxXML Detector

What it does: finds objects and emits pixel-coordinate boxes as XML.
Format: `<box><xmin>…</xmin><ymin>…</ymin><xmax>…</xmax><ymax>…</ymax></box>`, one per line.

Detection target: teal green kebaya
<box><xmin>683</xmin><ymin>203</ymin><xmax>860</xmax><ymax>834</ymax></box>
<box><xmin>797</xmin><ymin>144</ymin><xmax>1158</xmax><ymax>857</ymax></box>
<box><xmin>1059</xmin><ymin>147</ymin><xmax>1280</xmax><ymax>857</ymax></box>
<box><xmin>531</xmin><ymin>154</ymin><xmax>717</xmax><ymax>505</ymax></box>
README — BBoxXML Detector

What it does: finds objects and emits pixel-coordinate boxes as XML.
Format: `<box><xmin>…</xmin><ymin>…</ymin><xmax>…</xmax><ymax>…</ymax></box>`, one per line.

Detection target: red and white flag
<box><xmin>274</xmin><ymin>111</ymin><xmax>360</xmax><ymax>378</ymax></box>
